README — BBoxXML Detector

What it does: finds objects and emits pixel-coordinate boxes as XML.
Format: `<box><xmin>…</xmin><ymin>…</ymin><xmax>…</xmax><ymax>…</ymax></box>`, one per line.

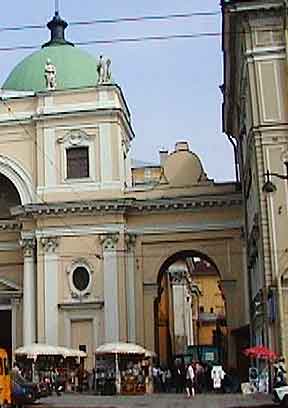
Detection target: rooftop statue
<box><xmin>97</xmin><ymin>55</ymin><xmax>112</xmax><ymax>85</ymax></box>
<box><xmin>45</xmin><ymin>59</ymin><xmax>57</xmax><ymax>90</ymax></box>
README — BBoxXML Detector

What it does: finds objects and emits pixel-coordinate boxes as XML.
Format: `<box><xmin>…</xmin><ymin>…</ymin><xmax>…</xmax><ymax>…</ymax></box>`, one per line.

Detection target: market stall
<box><xmin>14</xmin><ymin>343</ymin><xmax>87</xmax><ymax>391</ymax></box>
<box><xmin>95</xmin><ymin>342</ymin><xmax>153</xmax><ymax>395</ymax></box>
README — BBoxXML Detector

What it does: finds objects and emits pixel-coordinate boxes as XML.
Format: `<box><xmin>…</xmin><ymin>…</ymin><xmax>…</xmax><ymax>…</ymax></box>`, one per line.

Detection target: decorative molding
<box><xmin>125</xmin><ymin>233</ymin><xmax>136</xmax><ymax>251</ymax></box>
<box><xmin>66</xmin><ymin>258</ymin><xmax>94</xmax><ymax>275</ymax></box>
<box><xmin>100</xmin><ymin>233</ymin><xmax>119</xmax><ymax>251</ymax></box>
<box><xmin>57</xmin><ymin>129</ymin><xmax>93</xmax><ymax>146</ymax></box>
<box><xmin>33</xmin><ymin>220</ymin><xmax>242</xmax><ymax>240</ymax></box>
<box><xmin>19</xmin><ymin>238</ymin><xmax>35</xmax><ymax>257</ymax></box>
<box><xmin>143</xmin><ymin>283</ymin><xmax>158</xmax><ymax>298</ymax></box>
<box><xmin>0</xmin><ymin>277</ymin><xmax>22</xmax><ymax>294</ymax></box>
<box><xmin>12</xmin><ymin>194</ymin><xmax>242</xmax><ymax>217</ymax></box>
<box><xmin>58</xmin><ymin>300</ymin><xmax>104</xmax><ymax>310</ymax></box>
<box><xmin>0</xmin><ymin>221</ymin><xmax>21</xmax><ymax>232</ymax></box>
<box><xmin>40</xmin><ymin>237</ymin><xmax>59</xmax><ymax>253</ymax></box>
<box><xmin>66</xmin><ymin>258</ymin><xmax>94</xmax><ymax>300</ymax></box>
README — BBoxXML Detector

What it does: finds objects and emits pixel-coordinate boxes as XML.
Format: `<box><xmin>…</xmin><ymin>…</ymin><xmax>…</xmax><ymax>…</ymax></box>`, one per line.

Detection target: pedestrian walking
<box><xmin>211</xmin><ymin>365</ymin><xmax>225</xmax><ymax>392</ymax></box>
<box><xmin>185</xmin><ymin>362</ymin><xmax>195</xmax><ymax>398</ymax></box>
<box><xmin>173</xmin><ymin>361</ymin><xmax>184</xmax><ymax>393</ymax></box>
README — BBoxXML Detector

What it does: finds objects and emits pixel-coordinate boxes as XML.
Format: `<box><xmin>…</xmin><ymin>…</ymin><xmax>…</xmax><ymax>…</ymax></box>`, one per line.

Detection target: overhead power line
<box><xmin>0</xmin><ymin>32</ymin><xmax>222</xmax><ymax>52</ymax></box>
<box><xmin>0</xmin><ymin>11</ymin><xmax>220</xmax><ymax>33</ymax></box>
<box><xmin>0</xmin><ymin>27</ymin><xmax>283</xmax><ymax>52</ymax></box>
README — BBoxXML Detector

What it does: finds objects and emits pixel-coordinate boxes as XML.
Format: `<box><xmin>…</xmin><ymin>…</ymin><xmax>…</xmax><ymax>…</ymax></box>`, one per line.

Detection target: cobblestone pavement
<box><xmin>29</xmin><ymin>393</ymin><xmax>275</xmax><ymax>408</ymax></box>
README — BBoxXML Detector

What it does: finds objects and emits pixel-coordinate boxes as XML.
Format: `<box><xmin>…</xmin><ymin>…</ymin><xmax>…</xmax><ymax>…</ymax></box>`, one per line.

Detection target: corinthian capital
<box><xmin>40</xmin><ymin>237</ymin><xmax>59</xmax><ymax>253</ymax></box>
<box><xmin>99</xmin><ymin>233</ymin><xmax>119</xmax><ymax>251</ymax></box>
<box><xmin>125</xmin><ymin>233</ymin><xmax>136</xmax><ymax>251</ymax></box>
<box><xmin>20</xmin><ymin>238</ymin><xmax>35</xmax><ymax>258</ymax></box>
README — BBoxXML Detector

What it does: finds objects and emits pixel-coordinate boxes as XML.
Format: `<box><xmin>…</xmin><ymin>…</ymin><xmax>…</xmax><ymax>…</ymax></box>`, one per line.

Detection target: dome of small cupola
<box><xmin>2</xmin><ymin>12</ymin><xmax>107</xmax><ymax>92</ymax></box>
<box><xmin>163</xmin><ymin>141</ymin><xmax>208</xmax><ymax>186</ymax></box>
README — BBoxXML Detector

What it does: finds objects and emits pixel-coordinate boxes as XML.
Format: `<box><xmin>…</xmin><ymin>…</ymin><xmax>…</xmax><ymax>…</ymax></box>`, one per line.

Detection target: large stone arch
<box><xmin>141</xmin><ymin>235</ymin><xmax>243</xmax><ymax>363</ymax></box>
<box><xmin>0</xmin><ymin>154</ymin><xmax>35</xmax><ymax>205</ymax></box>
<box><xmin>157</xmin><ymin>249</ymin><xmax>222</xmax><ymax>287</ymax></box>
<box><xmin>145</xmin><ymin>239</ymin><xmax>235</xmax><ymax>287</ymax></box>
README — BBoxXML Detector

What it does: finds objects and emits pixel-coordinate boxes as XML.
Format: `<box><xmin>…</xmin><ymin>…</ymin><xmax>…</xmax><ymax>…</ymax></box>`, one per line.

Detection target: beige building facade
<box><xmin>0</xmin><ymin>11</ymin><xmax>248</xmax><ymax>369</ymax></box>
<box><xmin>222</xmin><ymin>0</ymin><xmax>288</xmax><ymax>357</ymax></box>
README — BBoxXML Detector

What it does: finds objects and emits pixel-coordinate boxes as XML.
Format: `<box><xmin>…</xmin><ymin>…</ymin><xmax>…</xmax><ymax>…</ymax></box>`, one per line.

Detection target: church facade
<box><xmin>0</xmin><ymin>11</ymin><xmax>248</xmax><ymax>370</ymax></box>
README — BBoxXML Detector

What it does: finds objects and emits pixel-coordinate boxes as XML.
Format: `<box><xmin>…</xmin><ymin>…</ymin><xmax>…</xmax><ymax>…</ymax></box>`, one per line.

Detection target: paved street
<box><xmin>29</xmin><ymin>393</ymin><xmax>275</xmax><ymax>408</ymax></box>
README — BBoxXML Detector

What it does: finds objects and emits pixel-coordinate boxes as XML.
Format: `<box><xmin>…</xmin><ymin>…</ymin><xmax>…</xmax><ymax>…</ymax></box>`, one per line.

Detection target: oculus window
<box><xmin>66</xmin><ymin>147</ymin><xmax>89</xmax><ymax>179</ymax></box>
<box><xmin>72</xmin><ymin>266</ymin><xmax>90</xmax><ymax>292</ymax></box>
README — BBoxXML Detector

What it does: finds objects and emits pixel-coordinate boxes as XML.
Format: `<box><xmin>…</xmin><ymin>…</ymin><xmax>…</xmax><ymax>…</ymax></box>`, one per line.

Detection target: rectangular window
<box><xmin>66</xmin><ymin>147</ymin><xmax>89</xmax><ymax>179</ymax></box>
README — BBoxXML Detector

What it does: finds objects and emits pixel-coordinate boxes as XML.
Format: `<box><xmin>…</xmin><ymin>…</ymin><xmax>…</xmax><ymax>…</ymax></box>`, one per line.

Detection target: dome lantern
<box><xmin>42</xmin><ymin>11</ymin><xmax>74</xmax><ymax>48</ymax></box>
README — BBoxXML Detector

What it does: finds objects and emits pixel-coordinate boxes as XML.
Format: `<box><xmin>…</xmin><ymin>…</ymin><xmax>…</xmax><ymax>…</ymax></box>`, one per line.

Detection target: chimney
<box><xmin>159</xmin><ymin>149</ymin><xmax>168</xmax><ymax>167</ymax></box>
<box><xmin>175</xmin><ymin>141</ymin><xmax>189</xmax><ymax>152</ymax></box>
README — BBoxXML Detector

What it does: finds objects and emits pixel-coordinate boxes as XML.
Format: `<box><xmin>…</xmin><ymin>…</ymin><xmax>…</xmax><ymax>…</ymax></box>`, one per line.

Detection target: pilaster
<box><xmin>40</xmin><ymin>237</ymin><xmax>59</xmax><ymax>345</ymax></box>
<box><xmin>100</xmin><ymin>233</ymin><xmax>120</xmax><ymax>342</ymax></box>
<box><xmin>20</xmin><ymin>237</ymin><xmax>36</xmax><ymax>345</ymax></box>
<box><xmin>125</xmin><ymin>234</ymin><xmax>137</xmax><ymax>343</ymax></box>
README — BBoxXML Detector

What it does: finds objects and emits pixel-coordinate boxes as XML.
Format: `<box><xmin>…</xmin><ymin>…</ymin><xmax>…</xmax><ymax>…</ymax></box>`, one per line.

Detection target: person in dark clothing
<box><xmin>174</xmin><ymin>362</ymin><xmax>184</xmax><ymax>393</ymax></box>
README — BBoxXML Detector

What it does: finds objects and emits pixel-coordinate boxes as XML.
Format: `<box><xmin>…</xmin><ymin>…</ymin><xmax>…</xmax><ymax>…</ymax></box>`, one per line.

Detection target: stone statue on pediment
<box><xmin>45</xmin><ymin>59</ymin><xmax>57</xmax><ymax>90</ymax></box>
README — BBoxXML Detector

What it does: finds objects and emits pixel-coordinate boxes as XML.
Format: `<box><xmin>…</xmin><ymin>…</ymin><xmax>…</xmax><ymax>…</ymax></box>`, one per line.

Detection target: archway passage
<box><xmin>0</xmin><ymin>173</ymin><xmax>21</xmax><ymax>218</ymax></box>
<box><xmin>0</xmin><ymin>174</ymin><xmax>22</xmax><ymax>358</ymax></box>
<box><xmin>155</xmin><ymin>250</ymin><xmax>227</xmax><ymax>367</ymax></box>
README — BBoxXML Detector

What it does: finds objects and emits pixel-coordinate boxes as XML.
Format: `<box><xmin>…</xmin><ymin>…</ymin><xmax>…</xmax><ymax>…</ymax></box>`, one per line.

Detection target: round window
<box><xmin>72</xmin><ymin>266</ymin><xmax>90</xmax><ymax>292</ymax></box>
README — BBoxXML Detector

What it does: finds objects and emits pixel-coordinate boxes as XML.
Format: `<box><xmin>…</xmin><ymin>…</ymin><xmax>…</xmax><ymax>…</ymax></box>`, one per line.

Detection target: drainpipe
<box><xmin>227</xmin><ymin>133</ymin><xmax>240</xmax><ymax>184</ymax></box>
<box><xmin>277</xmin><ymin>275</ymin><xmax>285</xmax><ymax>356</ymax></box>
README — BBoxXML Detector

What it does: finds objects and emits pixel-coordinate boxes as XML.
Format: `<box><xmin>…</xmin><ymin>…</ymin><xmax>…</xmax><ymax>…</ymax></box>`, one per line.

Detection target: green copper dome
<box><xmin>2</xmin><ymin>13</ymin><xmax>98</xmax><ymax>92</ymax></box>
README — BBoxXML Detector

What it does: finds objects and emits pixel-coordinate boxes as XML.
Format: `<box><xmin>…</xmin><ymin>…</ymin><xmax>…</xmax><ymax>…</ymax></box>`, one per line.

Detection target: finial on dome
<box><xmin>42</xmin><ymin>7</ymin><xmax>74</xmax><ymax>48</ymax></box>
<box><xmin>55</xmin><ymin>0</ymin><xmax>60</xmax><ymax>14</ymax></box>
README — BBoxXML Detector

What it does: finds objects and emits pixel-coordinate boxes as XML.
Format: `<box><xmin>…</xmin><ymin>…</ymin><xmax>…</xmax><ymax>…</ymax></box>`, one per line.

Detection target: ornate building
<box><xmin>0</xmin><ymin>11</ymin><xmax>248</xmax><ymax>370</ymax></box>
<box><xmin>222</xmin><ymin>0</ymin><xmax>288</xmax><ymax>358</ymax></box>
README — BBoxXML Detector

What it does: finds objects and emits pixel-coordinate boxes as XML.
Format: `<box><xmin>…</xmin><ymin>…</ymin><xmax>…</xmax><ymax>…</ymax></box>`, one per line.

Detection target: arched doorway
<box><xmin>0</xmin><ymin>173</ymin><xmax>22</xmax><ymax>359</ymax></box>
<box><xmin>155</xmin><ymin>250</ymin><xmax>227</xmax><ymax>367</ymax></box>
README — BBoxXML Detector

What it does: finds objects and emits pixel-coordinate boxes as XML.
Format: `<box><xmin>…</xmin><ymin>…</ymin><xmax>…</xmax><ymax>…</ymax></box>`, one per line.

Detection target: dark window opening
<box><xmin>72</xmin><ymin>267</ymin><xmax>90</xmax><ymax>292</ymax></box>
<box><xmin>66</xmin><ymin>147</ymin><xmax>89</xmax><ymax>179</ymax></box>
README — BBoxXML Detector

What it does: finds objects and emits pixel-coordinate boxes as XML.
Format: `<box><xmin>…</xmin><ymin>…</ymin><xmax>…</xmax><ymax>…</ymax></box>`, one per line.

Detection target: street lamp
<box><xmin>262</xmin><ymin>162</ymin><xmax>288</xmax><ymax>193</ymax></box>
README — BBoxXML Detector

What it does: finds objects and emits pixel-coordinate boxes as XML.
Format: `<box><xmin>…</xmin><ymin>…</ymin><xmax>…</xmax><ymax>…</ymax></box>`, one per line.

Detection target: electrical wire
<box><xmin>0</xmin><ymin>11</ymin><xmax>220</xmax><ymax>33</ymax></box>
<box><xmin>0</xmin><ymin>28</ymin><xmax>285</xmax><ymax>52</ymax></box>
<box><xmin>0</xmin><ymin>33</ymin><xmax>221</xmax><ymax>52</ymax></box>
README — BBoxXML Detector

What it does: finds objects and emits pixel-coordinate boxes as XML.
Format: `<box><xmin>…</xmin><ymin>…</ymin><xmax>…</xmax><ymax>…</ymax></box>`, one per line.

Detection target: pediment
<box><xmin>0</xmin><ymin>278</ymin><xmax>21</xmax><ymax>294</ymax></box>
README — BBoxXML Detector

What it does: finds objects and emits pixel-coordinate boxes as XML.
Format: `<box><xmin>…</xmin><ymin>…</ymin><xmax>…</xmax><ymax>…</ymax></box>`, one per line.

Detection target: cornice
<box><xmin>0</xmin><ymin>220</ymin><xmax>22</xmax><ymax>231</ymax></box>
<box><xmin>12</xmin><ymin>193</ymin><xmax>242</xmax><ymax>218</ymax></box>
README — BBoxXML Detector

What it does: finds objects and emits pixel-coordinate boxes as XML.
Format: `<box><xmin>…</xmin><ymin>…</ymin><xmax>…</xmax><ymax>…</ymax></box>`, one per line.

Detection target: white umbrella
<box><xmin>62</xmin><ymin>347</ymin><xmax>87</xmax><ymax>358</ymax></box>
<box><xmin>95</xmin><ymin>342</ymin><xmax>146</xmax><ymax>395</ymax></box>
<box><xmin>95</xmin><ymin>342</ymin><xmax>146</xmax><ymax>355</ymax></box>
<box><xmin>14</xmin><ymin>343</ymin><xmax>64</xmax><ymax>359</ymax></box>
<box><xmin>14</xmin><ymin>343</ymin><xmax>87</xmax><ymax>359</ymax></box>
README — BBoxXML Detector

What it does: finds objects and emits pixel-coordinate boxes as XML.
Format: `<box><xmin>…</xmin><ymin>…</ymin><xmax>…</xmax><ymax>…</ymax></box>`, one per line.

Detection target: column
<box><xmin>100</xmin><ymin>234</ymin><xmax>119</xmax><ymax>342</ymax></box>
<box><xmin>41</xmin><ymin>237</ymin><xmax>59</xmax><ymax>345</ymax></box>
<box><xmin>125</xmin><ymin>234</ymin><xmax>136</xmax><ymax>343</ymax></box>
<box><xmin>20</xmin><ymin>238</ymin><xmax>36</xmax><ymax>345</ymax></box>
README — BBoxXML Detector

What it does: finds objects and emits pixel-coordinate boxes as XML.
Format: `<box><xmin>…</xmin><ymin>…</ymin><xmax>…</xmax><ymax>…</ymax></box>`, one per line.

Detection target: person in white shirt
<box><xmin>185</xmin><ymin>363</ymin><xmax>195</xmax><ymax>398</ymax></box>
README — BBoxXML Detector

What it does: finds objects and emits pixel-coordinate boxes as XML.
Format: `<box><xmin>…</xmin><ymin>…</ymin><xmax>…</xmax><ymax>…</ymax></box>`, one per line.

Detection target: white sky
<box><xmin>0</xmin><ymin>0</ymin><xmax>235</xmax><ymax>181</ymax></box>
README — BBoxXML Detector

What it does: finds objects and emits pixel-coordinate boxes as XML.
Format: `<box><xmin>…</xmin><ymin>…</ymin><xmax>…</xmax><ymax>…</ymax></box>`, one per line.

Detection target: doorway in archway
<box><xmin>155</xmin><ymin>250</ymin><xmax>227</xmax><ymax>367</ymax></box>
<box><xmin>0</xmin><ymin>309</ymin><xmax>12</xmax><ymax>361</ymax></box>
